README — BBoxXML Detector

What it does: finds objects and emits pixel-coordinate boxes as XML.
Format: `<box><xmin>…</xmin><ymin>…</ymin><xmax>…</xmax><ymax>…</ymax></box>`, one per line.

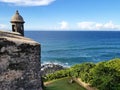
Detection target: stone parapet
<box><xmin>0</xmin><ymin>31</ymin><xmax>42</xmax><ymax>90</ymax></box>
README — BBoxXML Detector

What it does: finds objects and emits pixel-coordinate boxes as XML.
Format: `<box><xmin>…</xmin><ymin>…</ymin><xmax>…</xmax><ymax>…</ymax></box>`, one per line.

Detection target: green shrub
<box><xmin>89</xmin><ymin>59</ymin><xmax>120</xmax><ymax>90</ymax></box>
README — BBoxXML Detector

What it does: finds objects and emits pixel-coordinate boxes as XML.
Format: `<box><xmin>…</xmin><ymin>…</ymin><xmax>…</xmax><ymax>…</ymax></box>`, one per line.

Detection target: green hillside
<box><xmin>44</xmin><ymin>78</ymin><xmax>86</xmax><ymax>90</ymax></box>
<box><xmin>43</xmin><ymin>58</ymin><xmax>120</xmax><ymax>90</ymax></box>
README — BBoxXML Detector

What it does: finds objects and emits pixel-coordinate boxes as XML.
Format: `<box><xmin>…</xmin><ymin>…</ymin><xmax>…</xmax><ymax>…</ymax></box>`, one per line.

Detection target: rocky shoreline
<box><xmin>41</xmin><ymin>64</ymin><xmax>65</xmax><ymax>76</ymax></box>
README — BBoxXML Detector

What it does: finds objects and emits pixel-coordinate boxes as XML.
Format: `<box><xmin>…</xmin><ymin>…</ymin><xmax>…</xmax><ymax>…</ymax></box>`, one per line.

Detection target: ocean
<box><xmin>25</xmin><ymin>31</ymin><xmax>120</xmax><ymax>66</ymax></box>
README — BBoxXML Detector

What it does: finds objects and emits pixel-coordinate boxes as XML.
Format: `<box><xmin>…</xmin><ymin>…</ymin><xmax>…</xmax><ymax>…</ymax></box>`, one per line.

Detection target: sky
<box><xmin>0</xmin><ymin>0</ymin><xmax>120</xmax><ymax>31</ymax></box>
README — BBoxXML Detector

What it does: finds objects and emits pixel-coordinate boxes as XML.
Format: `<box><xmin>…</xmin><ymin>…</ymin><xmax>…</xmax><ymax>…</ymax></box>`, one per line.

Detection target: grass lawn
<box><xmin>44</xmin><ymin>78</ymin><xmax>86</xmax><ymax>90</ymax></box>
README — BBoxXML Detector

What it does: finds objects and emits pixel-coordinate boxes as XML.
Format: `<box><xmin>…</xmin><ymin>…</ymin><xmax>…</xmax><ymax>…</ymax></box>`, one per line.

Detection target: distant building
<box><xmin>10</xmin><ymin>10</ymin><xmax>25</xmax><ymax>36</ymax></box>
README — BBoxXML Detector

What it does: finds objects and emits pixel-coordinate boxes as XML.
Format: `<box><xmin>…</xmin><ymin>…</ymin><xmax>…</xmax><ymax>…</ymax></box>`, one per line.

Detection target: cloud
<box><xmin>77</xmin><ymin>21</ymin><xmax>120</xmax><ymax>30</ymax></box>
<box><xmin>59</xmin><ymin>21</ymin><xmax>69</xmax><ymax>30</ymax></box>
<box><xmin>0</xmin><ymin>0</ymin><xmax>55</xmax><ymax>6</ymax></box>
<box><xmin>77</xmin><ymin>22</ymin><xmax>95</xmax><ymax>30</ymax></box>
<box><xmin>0</xmin><ymin>24</ymin><xmax>7</xmax><ymax>29</ymax></box>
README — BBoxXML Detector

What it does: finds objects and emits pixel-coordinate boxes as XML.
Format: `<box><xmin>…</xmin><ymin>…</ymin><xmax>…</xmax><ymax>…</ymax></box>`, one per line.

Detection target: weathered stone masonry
<box><xmin>0</xmin><ymin>31</ymin><xmax>42</xmax><ymax>90</ymax></box>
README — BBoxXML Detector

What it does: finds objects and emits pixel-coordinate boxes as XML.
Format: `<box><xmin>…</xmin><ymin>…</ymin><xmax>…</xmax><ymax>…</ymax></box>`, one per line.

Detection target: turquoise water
<box><xmin>25</xmin><ymin>31</ymin><xmax>120</xmax><ymax>66</ymax></box>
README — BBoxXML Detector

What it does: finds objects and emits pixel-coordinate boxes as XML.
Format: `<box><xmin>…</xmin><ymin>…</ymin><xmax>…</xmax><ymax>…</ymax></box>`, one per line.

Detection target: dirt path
<box><xmin>73</xmin><ymin>78</ymin><xmax>98</xmax><ymax>90</ymax></box>
<box><xmin>44</xmin><ymin>81</ymin><xmax>53</xmax><ymax>86</ymax></box>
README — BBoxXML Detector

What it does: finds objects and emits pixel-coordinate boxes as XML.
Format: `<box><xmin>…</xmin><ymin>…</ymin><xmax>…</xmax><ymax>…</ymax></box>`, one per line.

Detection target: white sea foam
<box><xmin>41</xmin><ymin>61</ymin><xmax>70</xmax><ymax>68</ymax></box>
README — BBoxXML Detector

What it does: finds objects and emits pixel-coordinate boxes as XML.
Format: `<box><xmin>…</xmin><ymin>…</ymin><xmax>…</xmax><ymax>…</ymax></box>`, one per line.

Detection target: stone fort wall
<box><xmin>0</xmin><ymin>31</ymin><xmax>42</xmax><ymax>90</ymax></box>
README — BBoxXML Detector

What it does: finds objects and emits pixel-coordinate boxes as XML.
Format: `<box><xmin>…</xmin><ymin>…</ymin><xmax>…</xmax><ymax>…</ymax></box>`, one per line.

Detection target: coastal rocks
<box><xmin>41</xmin><ymin>64</ymin><xmax>64</xmax><ymax>76</ymax></box>
<box><xmin>0</xmin><ymin>31</ymin><xmax>42</xmax><ymax>90</ymax></box>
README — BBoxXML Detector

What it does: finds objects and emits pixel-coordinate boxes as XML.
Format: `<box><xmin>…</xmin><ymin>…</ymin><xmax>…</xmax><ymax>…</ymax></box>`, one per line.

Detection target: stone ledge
<box><xmin>0</xmin><ymin>30</ymin><xmax>39</xmax><ymax>46</ymax></box>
